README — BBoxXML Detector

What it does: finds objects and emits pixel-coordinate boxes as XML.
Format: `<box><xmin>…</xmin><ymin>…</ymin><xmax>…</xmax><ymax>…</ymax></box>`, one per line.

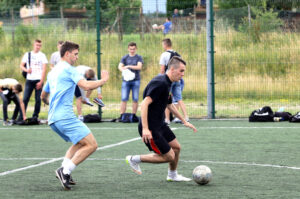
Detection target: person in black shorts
<box><xmin>126</xmin><ymin>56</ymin><xmax>197</xmax><ymax>182</ymax></box>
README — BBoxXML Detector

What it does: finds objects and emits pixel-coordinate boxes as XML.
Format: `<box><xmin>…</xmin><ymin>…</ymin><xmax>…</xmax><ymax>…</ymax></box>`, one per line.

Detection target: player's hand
<box><xmin>27</xmin><ymin>68</ymin><xmax>32</xmax><ymax>74</ymax></box>
<box><xmin>97</xmin><ymin>94</ymin><xmax>103</xmax><ymax>99</ymax></box>
<box><xmin>183</xmin><ymin>122</ymin><xmax>197</xmax><ymax>133</ymax></box>
<box><xmin>101</xmin><ymin>70</ymin><xmax>109</xmax><ymax>82</ymax></box>
<box><xmin>36</xmin><ymin>81</ymin><xmax>43</xmax><ymax>90</ymax></box>
<box><xmin>142</xmin><ymin>128</ymin><xmax>152</xmax><ymax>144</ymax></box>
<box><xmin>23</xmin><ymin>116</ymin><xmax>27</xmax><ymax>121</ymax></box>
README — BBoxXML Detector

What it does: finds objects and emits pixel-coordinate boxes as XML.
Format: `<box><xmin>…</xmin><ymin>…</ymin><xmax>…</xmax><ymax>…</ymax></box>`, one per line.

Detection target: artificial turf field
<box><xmin>1</xmin><ymin>120</ymin><xmax>300</xmax><ymax>198</ymax></box>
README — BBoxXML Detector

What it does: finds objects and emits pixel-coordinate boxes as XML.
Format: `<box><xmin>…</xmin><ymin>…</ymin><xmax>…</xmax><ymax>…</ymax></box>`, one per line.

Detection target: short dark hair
<box><xmin>128</xmin><ymin>42</ymin><xmax>137</xmax><ymax>48</ymax></box>
<box><xmin>14</xmin><ymin>84</ymin><xmax>23</xmax><ymax>93</ymax></box>
<box><xmin>86</xmin><ymin>69</ymin><xmax>95</xmax><ymax>79</ymax></box>
<box><xmin>167</xmin><ymin>17</ymin><xmax>171</xmax><ymax>21</ymax></box>
<box><xmin>168</xmin><ymin>56</ymin><xmax>186</xmax><ymax>70</ymax></box>
<box><xmin>58</xmin><ymin>40</ymin><xmax>64</xmax><ymax>45</ymax></box>
<box><xmin>60</xmin><ymin>41</ymin><xmax>79</xmax><ymax>57</ymax></box>
<box><xmin>162</xmin><ymin>38</ymin><xmax>172</xmax><ymax>47</ymax></box>
<box><xmin>35</xmin><ymin>39</ymin><xmax>42</xmax><ymax>43</ymax></box>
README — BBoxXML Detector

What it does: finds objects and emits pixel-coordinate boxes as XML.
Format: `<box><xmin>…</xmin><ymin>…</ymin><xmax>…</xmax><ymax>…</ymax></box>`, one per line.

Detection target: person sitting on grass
<box><xmin>0</xmin><ymin>78</ymin><xmax>26</xmax><ymax>126</ymax></box>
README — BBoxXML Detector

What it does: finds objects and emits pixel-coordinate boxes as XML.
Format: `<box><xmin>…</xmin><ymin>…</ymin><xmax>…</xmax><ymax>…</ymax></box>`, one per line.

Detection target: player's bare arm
<box><xmin>167</xmin><ymin>103</ymin><xmax>197</xmax><ymax>132</ymax></box>
<box><xmin>41</xmin><ymin>90</ymin><xmax>49</xmax><ymax>105</ymax></box>
<box><xmin>140</xmin><ymin>96</ymin><xmax>153</xmax><ymax>143</ymax></box>
<box><xmin>36</xmin><ymin>64</ymin><xmax>47</xmax><ymax>90</ymax></box>
<box><xmin>77</xmin><ymin>70</ymin><xmax>109</xmax><ymax>91</ymax></box>
<box><xmin>125</xmin><ymin>62</ymin><xmax>142</xmax><ymax>70</ymax></box>
<box><xmin>18</xmin><ymin>95</ymin><xmax>27</xmax><ymax>120</ymax></box>
<box><xmin>160</xmin><ymin>65</ymin><xmax>165</xmax><ymax>74</ymax></box>
<box><xmin>118</xmin><ymin>63</ymin><xmax>125</xmax><ymax>71</ymax></box>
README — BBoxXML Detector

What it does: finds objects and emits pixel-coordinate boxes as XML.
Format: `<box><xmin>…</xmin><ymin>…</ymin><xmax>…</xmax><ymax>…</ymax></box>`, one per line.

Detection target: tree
<box><xmin>167</xmin><ymin>0</ymin><xmax>197</xmax><ymax>16</ymax></box>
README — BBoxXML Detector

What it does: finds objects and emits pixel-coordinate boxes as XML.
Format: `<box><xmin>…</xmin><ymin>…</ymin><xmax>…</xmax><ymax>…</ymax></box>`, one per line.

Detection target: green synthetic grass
<box><xmin>1</xmin><ymin>120</ymin><xmax>300</xmax><ymax>198</ymax></box>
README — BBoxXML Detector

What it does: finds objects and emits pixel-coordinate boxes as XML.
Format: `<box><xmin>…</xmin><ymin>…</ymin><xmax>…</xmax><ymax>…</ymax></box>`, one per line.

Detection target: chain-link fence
<box><xmin>0</xmin><ymin>1</ymin><xmax>299</xmax><ymax>119</ymax></box>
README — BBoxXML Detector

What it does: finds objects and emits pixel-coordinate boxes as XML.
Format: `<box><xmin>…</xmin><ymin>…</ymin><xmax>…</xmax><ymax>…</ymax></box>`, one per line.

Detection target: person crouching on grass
<box><xmin>0</xmin><ymin>78</ymin><xmax>27</xmax><ymax>126</ymax></box>
<box><xmin>41</xmin><ymin>41</ymin><xmax>109</xmax><ymax>190</ymax></box>
<box><xmin>126</xmin><ymin>56</ymin><xmax>197</xmax><ymax>182</ymax></box>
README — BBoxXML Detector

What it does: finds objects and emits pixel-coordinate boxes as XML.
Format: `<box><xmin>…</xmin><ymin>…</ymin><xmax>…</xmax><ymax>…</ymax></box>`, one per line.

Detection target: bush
<box><xmin>15</xmin><ymin>25</ymin><xmax>37</xmax><ymax>47</ymax></box>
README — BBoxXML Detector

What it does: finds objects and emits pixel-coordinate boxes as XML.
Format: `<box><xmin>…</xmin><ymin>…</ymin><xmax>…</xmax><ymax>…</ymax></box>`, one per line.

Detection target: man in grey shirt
<box><xmin>50</xmin><ymin>40</ymin><xmax>64</xmax><ymax>69</ymax></box>
<box><xmin>159</xmin><ymin>38</ymin><xmax>189</xmax><ymax>124</ymax></box>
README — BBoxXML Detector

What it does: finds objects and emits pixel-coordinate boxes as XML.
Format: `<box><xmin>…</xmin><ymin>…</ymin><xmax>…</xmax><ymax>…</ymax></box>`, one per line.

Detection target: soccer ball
<box><xmin>192</xmin><ymin>165</ymin><xmax>212</xmax><ymax>185</ymax></box>
<box><xmin>152</xmin><ymin>24</ymin><xmax>158</xmax><ymax>29</ymax></box>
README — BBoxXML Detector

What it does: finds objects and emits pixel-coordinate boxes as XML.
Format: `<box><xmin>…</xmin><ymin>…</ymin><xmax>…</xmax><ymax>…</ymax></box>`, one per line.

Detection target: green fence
<box><xmin>0</xmin><ymin>1</ymin><xmax>299</xmax><ymax>119</ymax></box>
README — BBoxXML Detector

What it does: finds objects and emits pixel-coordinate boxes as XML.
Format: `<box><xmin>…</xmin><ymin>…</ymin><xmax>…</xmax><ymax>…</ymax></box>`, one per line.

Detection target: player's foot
<box><xmin>165</xmin><ymin>119</ymin><xmax>171</xmax><ymax>125</ymax></box>
<box><xmin>167</xmin><ymin>174</ymin><xmax>192</xmax><ymax>182</ymax></box>
<box><xmin>85</xmin><ymin>100</ymin><xmax>94</xmax><ymax>107</ymax></box>
<box><xmin>55</xmin><ymin>167</ymin><xmax>71</xmax><ymax>190</ymax></box>
<box><xmin>93</xmin><ymin>98</ymin><xmax>105</xmax><ymax>107</ymax></box>
<box><xmin>126</xmin><ymin>155</ymin><xmax>142</xmax><ymax>175</ymax></box>
<box><xmin>172</xmin><ymin>117</ymin><xmax>182</xmax><ymax>123</ymax></box>
<box><xmin>3</xmin><ymin>121</ymin><xmax>12</xmax><ymax>126</ymax></box>
<box><xmin>78</xmin><ymin>115</ymin><xmax>84</xmax><ymax>122</ymax></box>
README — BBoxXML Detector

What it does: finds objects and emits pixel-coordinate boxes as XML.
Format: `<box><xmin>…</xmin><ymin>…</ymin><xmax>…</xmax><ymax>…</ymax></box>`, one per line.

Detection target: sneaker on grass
<box><xmin>126</xmin><ymin>155</ymin><xmax>142</xmax><ymax>175</ymax></box>
<box><xmin>55</xmin><ymin>167</ymin><xmax>71</xmax><ymax>190</ymax></box>
<box><xmin>167</xmin><ymin>174</ymin><xmax>192</xmax><ymax>182</ymax></box>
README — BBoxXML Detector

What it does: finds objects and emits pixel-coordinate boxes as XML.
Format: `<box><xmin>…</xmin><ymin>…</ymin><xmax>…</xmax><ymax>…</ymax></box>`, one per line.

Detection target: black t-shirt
<box><xmin>142</xmin><ymin>74</ymin><xmax>173</xmax><ymax>129</ymax></box>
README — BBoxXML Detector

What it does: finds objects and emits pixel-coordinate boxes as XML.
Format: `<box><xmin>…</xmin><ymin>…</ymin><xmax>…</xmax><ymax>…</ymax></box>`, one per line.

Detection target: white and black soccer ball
<box><xmin>152</xmin><ymin>24</ymin><xmax>158</xmax><ymax>29</ymax></box>
<box><xmin>192</xmin><ymin>165</ymin><xmax>212</xmax><ymax>185</ymax></box>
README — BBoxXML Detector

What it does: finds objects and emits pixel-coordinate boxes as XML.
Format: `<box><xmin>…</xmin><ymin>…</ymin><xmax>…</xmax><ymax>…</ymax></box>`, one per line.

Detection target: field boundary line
<box><xmin>0</xmin><ymin>137</ymin><xmax>140</xmax><ymax>177</ymax></box>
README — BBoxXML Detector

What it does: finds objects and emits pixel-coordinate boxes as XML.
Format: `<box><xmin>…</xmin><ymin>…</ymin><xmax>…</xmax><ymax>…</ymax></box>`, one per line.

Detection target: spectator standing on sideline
<box><xmin>172</xmin><ymin>9</ymin><xmax>180</xmax><ymax>32</ymax></box>
<box><xmin>0</xmin><ymin>78</ymin><xmax>26</xmax><ymax>126</ymax></box>
<box><xmin>118</xmin><ymin>42</ymin><xmax>143</xmax><ymax>119</ymax></box>
<box><xmin>50</xmin><ymin>40</ymin><xmax>64</xmax><ymax>69</ymax></box>
<box><xmin>153</xmin><ymin>17</ymin><xmax>172</xmax><ymax>35</ymax></box>
<box><xmin>159</xmin><ymin>38</ymin><xmax>189</xmax><ymax>124</ymax></box>
<box><xmin>20</xmin><ymin>39</ymin><xmax>48</xmax><ymax>120</ymax></box>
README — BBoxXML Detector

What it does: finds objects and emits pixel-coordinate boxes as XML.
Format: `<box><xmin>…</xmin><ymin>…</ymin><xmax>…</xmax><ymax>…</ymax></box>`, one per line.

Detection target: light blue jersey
<box><xmin>43</xmin><ymin>61</ymin><xmax>83</xmax><ymax>125</ymax></box>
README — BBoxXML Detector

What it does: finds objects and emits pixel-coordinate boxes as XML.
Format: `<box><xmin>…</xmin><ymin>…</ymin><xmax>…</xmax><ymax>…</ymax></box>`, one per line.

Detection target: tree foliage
<box><xmin>167</xmin><ymin>0</ymin><xmax>197</xmax><ymax>16</ymax></box>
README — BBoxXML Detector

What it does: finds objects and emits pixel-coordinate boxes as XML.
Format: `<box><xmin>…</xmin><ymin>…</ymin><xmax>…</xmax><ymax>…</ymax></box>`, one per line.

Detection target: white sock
<box><xmin>131</xmin><ymin>155</ymin><xmax>141</xmax><ymax>163</ymax></box>
<box><xmin>168</xmin><ymin>169</ymin><xmax>177</xmax><ymax>178</ymax></box>
<box><xmin>61</xmin><ymin>158</ymin><xmax>71</xmax><ymax>167</ymax></box>
<box><xmin>63</xmin><ymin>160</ymin><xmax>76</xmax><ymax>175</ymax></box>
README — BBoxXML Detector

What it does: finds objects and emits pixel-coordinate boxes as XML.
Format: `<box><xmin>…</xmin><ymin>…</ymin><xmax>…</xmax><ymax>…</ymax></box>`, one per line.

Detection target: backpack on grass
<box><xmin>249</xmin><ymin>106</ymin><xmax>274</xmax><ymax>122</ymax></box>
<box><xmin>289</xmin><ymin>112</ymin><xmax>300</xmax><ymax>123</ymax></box>
<box><xmin>83</xmin><ymin>114</ymin><xmax>101</xmax><ymax>123</ymax></box>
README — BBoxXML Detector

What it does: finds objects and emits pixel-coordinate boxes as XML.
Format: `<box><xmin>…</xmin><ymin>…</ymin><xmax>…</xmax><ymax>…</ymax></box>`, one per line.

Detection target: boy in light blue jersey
<box><xmin>41</xmin><ymin>41</ymin><xmax>109</xmax><ymax>190</ymax></box>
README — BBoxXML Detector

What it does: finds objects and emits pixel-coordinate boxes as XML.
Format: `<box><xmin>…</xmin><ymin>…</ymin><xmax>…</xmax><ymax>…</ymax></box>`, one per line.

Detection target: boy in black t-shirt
<box><xmin>126</xmin><ymin>56</ymin><xmax>197</xmax><ymax>182</ymax></box>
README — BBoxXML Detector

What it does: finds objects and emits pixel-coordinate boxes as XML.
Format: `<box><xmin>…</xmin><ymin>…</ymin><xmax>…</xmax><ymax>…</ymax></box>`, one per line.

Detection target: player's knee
<box><xmin>172</xmin><ymin>144</ymin><xmax>181</xmax><ymax>154</ymax></box>
<box><xmin>91</xmin><ymin>140</ymin><xmax>98</xmax><ymax>152</ymax></box>
<box><xmin>165</xmin><ymin>149</ymin><xmax>175</xmax><ymax>162</ymax></box>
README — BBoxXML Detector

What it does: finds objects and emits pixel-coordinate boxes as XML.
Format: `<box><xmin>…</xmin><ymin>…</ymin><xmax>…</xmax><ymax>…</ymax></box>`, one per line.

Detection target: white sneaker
<box><xmin>126</xmin><ymin>155</ymin><xmax>142</xmax><ymax>175</ymax></box>
<box><xmin>165</xmin><ymin>119</ymin><xmax>171</xmax><ymax>125</ymax></box>
<box><xmin>167</xmin><ymin>174</ymin><xmax>192</xmax><ymax>182</ymax></box>
<box><xmin>172</xmin><ymin>118</ymin><xmax>182</xmax><ymax>123</ymax></box>
<box><xmin>78</xmin><ymin>115</ymin><xmax>84</xmax><ymax>122</ymax></box>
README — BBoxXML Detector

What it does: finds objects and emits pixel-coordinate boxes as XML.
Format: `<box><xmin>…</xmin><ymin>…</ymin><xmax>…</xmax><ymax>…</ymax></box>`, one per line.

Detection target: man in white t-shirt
<box><xmin>75</xmin><ymin>65</ymin><xmax>102</xmax><ymax>120</ymax></box>
<box><xmin>20</xmin><ymin>39</ymin><xmax>48</xmax><ymax>120</ymax></box>
<box><xmin>159</xmin><ymin>38</ymin><xmax>189</xmax><ymax>124</ymax></box>
<box><xmin>50</xmin><ymin>40</ymin><xmax>64</xmax><ymax>69</ymax></box>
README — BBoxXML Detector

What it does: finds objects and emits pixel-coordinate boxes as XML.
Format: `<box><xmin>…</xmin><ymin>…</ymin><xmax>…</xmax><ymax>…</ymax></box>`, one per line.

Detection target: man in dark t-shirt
<box><xmin>118</xmin><ymin>42</ymin><xmax>143</xmax><ymax>119</ymax></box>
<box><xmin>126</xmin><ymin>56</ymin><xmax>197</xmax><ymax>182</ymax></box>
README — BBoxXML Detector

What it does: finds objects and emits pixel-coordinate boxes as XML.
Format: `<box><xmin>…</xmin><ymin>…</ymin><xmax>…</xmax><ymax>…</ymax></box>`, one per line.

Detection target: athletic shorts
<box><xmin>75</xmin><ymin>85</ymin><xmax>82</xmax><ymax>98</ymax></box>
<box><xmin>138</xmin><ymin>123</ymin><xmax>176</xmax><ymax>155</ymax></box>
<box><xmin>50</xmin><ymin>118</ymin><xmax>91</xmax><ymax>145</ymax></box>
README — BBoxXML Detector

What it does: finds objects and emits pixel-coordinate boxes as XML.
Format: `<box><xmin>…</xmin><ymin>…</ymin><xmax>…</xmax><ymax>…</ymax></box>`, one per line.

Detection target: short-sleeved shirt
<box><xmin>159</xmin><ymin>50</ymin><xmax>176</xmax><ymax>71</ymax></box>
<box><xmin>120</xmin><ymin>54</ymin><xmax>143</xmax><ymax>81</ymax></box>
<box><xmin>50</xmin><ymin>51</ymin><xmax>61</xmax><ymax>66</ymax></box>
<box><xmin>22</xmin><ymin>51</ymin><xmax>48</xmax><ymax>80</ymax></box>
<box><xmin>43</xmin><ymin>61</ymin><xmax>83</xmax><ymax>125</ymax></box>
<box><xmin>163</xmin><ymin>21</ymin><xmax>172</xmax><ymax>34</ymax></box>
<box><xmin>0</xmin><ymin>78</ymin><xmax>19</xmax><ymax>97</ymax></box>
<box><xmin>142</xmin><ymin>74</ymin><xmax>173</xmax><ymax>129</ymax></box>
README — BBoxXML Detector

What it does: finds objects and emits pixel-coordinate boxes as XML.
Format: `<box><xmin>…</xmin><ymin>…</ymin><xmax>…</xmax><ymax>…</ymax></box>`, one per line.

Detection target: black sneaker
<box><xmin>69</xmin><ymin>175</ymin><xmax>76</xmax><ymax>185</ymax></box>
<box><xmin>55</xmin><ymin>167</ymin><xmax>71</xmax><ymax>190</ymax></box>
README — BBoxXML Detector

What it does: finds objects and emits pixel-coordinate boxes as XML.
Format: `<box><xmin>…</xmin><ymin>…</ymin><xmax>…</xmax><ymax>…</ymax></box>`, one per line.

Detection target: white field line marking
<box><xmin>2</xmin><ymin>126</ymin><xmax>300</xmax><ymax>131</ymax></box>
<box><xmin>1</xmin><ymin>157</ymin><xmax>300</xmax><ymax>171</ymax></box>
<box><xmin>0</xmin><ymin>137</ymin><xmax>141</xmax><ymax>177</ymax></box>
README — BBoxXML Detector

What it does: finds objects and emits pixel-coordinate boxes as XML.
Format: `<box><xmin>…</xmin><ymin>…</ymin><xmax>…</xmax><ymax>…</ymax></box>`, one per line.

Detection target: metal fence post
<box><xmin>96</xmin><ymin>0</ymin><xmax>102</xmax><ymax>117</ymax></box>
<box><xmin>206</xmin><ymin>0</ymin><xmax>215</xmax><ymax>119</ymax></box>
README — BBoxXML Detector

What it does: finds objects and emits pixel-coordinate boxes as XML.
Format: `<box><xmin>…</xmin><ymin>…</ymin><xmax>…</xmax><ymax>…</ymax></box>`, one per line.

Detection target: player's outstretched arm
<box><xmin>167</xmin><ymin>104</ymin><xmax>197</xmax><ymax>132</ymax></box>
<box><xmin>140</xmin><ymin>96</ymin><xmax>153</xmax><ymax>143</ymax></box>
<box><xmin>78</xmin><ymin>70</ymin><xmax>109</xmax><ymax>91</ymax></box>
